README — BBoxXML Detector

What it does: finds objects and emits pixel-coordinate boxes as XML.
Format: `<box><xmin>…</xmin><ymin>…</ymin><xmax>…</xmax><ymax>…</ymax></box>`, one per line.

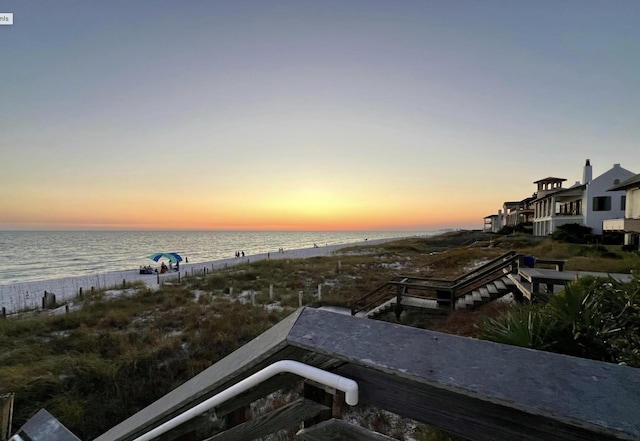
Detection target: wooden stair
<box><xmin>365</xmin><ymin>296</ymin><xmax>442</xmax><ymax>319</ymax></box>
<box><xmin>296</xmin><ymin>418</ymin><xmax>398</xmax><ymax>440</ymax></box>
<box><xmin>203</xmin><ymin>398</ymin><xmax>329</xmax><ymax>441</ymax></box>
<box><xmin>454</xmin><ymin>276</ymin><xmax>516</xmax><ymax>310</ymax></box>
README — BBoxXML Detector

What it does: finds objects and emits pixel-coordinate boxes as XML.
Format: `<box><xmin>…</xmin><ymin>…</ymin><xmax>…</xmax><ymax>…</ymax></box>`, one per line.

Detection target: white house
<box><xmin>603</xmin><ymin>173</ymin><xmax>640</xmax><ymax>249</ymax></box>
<box><xmin>532</xmin><ymin>160</ymin><xmax>635</xmax><ymax>236</ymax></box>
<box><xmin>483</xmin><ymin>212</ymin><xmax>502</xmax><ymax>233</ymax></box>
<box><xmin>502</xmin><ymin>196</ymin><xmax>536</xmax><ymax>229</ymax></box>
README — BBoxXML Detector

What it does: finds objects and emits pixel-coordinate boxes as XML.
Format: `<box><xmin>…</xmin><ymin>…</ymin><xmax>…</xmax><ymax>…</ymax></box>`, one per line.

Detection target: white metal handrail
<box><xmin>132</xmin><ymin>359</ymin><xmax>359</xmax><ymax>441</ymax></box>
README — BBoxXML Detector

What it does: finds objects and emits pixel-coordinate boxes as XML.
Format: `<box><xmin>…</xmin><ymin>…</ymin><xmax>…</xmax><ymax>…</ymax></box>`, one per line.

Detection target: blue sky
<box><xmin>1</xmin><ymin>1</ymin><xmax>639</xmax><ymax>230</ymax></box>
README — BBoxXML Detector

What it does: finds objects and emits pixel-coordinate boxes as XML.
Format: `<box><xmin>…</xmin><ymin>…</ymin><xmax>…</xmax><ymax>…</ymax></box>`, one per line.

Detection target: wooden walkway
<box><xmin>518</xmin><ymin>267</ymin><xmax>634</xmax><ymax>299</ymax></box>
<box><xmin>95</xmin><ymin>307</ymin><xmax>640</xmax><ymax>441</ymax></box>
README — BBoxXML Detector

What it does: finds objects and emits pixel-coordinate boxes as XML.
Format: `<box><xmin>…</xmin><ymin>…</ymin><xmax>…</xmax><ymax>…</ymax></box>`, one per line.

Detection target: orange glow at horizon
<box><xmin>1</xmin><ymin>189</ymin><xmax>488</xmax><ymax>230</ymax></box>
<box><xmin>0</xmin><ymin>172</ymin><xmax>494</xmax><ymax>231</ymax></box>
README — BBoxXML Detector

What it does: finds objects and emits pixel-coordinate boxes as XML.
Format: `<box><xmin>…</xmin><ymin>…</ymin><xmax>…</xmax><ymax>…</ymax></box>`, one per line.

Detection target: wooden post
<box><xmin>65</xmin><ymin>305</ymin><xmax>69</xmax><ymax>314</ymax></box>
<box><xmin>1</xmin><ymin>393</ymin><xmax>14</xmax><ymax>441</ymax></box>
<box><xmin>178</xmin><ymin>272</ymin><xmax>181</xmax><ymax>283</ymax></box>
<box><xmin>317</xmin><ymin>284</ymin><xmax>322</xmax><ymax>300</ymax></box>
<box><xmin>269</xmin><ymin>284</ymin><xmax>274</xmax><ymax>301</ymax></box>
<box><xmin>79</xmin><ymin>287</ymin><xmax>83</xmax><ymax>298</ymax></box>
<box><xmin>224</xmin><ymin>406</ymin><xmax>248</xmax><ymax>431</ymax></box>
<box><xmin>303</xmin><ymin>382</ymin><xmax>333</xmax><ymax>428</ymax></box>
<box><xmin>157</xmin><ymin>273</ymin><xmax>160</xmax><ymax>284</ymax></box>
<box><xmin>122</xmin><ymin>279</ymin><xmax>126</xmax><ymax>288</ymax></box>
<box><xmin>299</xmin><ymin>291</ymin><xmax>303</xmax><ymax>307</ymax></box>
<box><xmin>1</xmin><ymin>308</ymin><xmax>5</xmax><ymax>319</ymax></box>
<box><xmin>395</xmin><ymin>284</ymin><xmax>403</xmax><ymax>320</ymax></box>
<box><xmin>251</xmin><ymin>291</ymin><xmax>255</xmax><ymax>306</ymax></box>
<box><xmin>230</xmin><ymin>287</ymin><xmax>233</xmax><ymax>296</ymax></box>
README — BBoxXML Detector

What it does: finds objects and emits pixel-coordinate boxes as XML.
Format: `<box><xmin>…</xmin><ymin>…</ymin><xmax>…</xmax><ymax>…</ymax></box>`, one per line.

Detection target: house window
<box><xmin>621</xmin><ymin>195</ymin><xmax>626</xmax><ymax>211</ymax></box>
<box><xmin>593</xmin><ymin>196</ymin><xmax>611</xmax><ymax>211</ymax></box>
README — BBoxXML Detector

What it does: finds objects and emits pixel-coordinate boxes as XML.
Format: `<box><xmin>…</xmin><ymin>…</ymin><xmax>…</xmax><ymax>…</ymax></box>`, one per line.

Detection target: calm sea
<box><xmin>0</xmin><ymin>230</ymin><xmax>438</xmax><ymax>285</ymax></box>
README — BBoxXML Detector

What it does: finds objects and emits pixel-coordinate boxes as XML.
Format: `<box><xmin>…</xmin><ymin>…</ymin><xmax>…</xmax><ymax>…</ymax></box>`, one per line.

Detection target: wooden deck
<box><xmin>95</xmin><ymin>307</ymin><xmax>640</xmax><ymax>441</ymax></box>
<box><xmin>518</xmin><ymin>267</ymin><xmax>633</xmax><ymax>299</ymax></box>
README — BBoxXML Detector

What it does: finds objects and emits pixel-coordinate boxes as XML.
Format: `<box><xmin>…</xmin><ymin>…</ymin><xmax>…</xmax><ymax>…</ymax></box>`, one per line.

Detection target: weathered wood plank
<box><xmin>0</xmin><ymin>393</ymin><xmax>13</xmax><ymax>441</ymax></box>
<box><xmin>336</xmin><ymin>363</ymin><xmax>620</xmax><ymax>441</ymax></box>
<box><xmin>295</xmin><ymin>418</ymin><xmax>398</xmax><ymax>441</ymax></box>
<box><xmin>287</xmin><ymin>308</ymin><xmax>640</xmax><ymax>440</ymax></box>
<box><xmin>202</xmin><ymin>398</ymin><xmax>329</xmax><ymax>441</ymax></box>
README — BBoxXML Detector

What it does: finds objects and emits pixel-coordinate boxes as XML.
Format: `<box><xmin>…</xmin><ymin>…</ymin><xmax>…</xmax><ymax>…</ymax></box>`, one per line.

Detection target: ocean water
<box><xmin>0</xmin><ymin>230</ymin><xmax>437</xmax><ymax>285</ymax></box>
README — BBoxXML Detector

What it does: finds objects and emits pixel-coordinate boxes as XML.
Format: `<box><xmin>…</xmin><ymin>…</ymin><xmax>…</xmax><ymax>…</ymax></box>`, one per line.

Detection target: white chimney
<box><xmin>582</xmin><ymin>159</ymin><xmax>592</xmax><ymax>184</ymax></box>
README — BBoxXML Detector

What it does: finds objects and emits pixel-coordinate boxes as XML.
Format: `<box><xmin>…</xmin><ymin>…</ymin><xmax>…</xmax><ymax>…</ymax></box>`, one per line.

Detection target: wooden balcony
<box><xmin>603</xmin><ymin>218</ymin><xmax>640</xmax><ymax>233</ymax></box>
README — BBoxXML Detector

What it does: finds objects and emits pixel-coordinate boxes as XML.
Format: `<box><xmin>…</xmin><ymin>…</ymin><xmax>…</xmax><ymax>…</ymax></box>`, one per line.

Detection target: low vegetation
<box><xmin>1</xmin><ymin>230</ymin><xmax>639</xmax><ymax>440</ymax></box>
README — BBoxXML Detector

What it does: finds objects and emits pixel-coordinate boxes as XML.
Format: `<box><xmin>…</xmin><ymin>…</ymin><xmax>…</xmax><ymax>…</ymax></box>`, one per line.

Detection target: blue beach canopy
<box><xmin>148</xmin><ymin>252</ymin><xmax>183</xmax><ymax>263</ymax></box>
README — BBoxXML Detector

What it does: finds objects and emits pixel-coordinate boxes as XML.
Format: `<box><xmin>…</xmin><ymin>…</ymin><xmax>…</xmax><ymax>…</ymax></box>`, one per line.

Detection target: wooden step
<box><xmin>400</xmin><ymin>296</ymin><xmax>440</xmax><ymax>310</ymax></box>
<box><xmin>366</xmin><ymin>299</ymin><xmax>394</xmax><ymax>318</ymax></box>
<box><xmin>478</xmin><ymin>287</ymin><xmax>490</xmax><ymax>299</ymax></box>
<box><xmin>501</xmin><ymin>276</ymin><xmax>515</xmax><ymax>287</ymax></box>
<box><xmin>493</xmin><ymin>280</ymin><xmax>507</xmax><ymax>291</ymax></box>
<box><xmin>295</xmin><ymin>418</ymin><xmax>398</xmax><ymax>440</ymax></box>
<box><xmin>486</xmin><ymin>284</ymin><xmax>499</xmax><ymax>296</ymax></box>
<box><xmin>205</xmin><ymin>398</ymin><xmax>329</xmax><ymax>441</ymax></box>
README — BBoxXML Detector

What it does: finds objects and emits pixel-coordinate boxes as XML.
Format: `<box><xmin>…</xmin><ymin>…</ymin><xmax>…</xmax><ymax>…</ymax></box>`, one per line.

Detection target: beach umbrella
<box><xmin>148</xmin><ymin>252</ymin><xmax>183</xmax><ymax>263</ymax></box>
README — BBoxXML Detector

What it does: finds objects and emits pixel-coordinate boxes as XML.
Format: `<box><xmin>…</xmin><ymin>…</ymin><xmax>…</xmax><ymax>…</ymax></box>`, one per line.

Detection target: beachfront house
<box><xmin>483</xmin><ymin>212</ymin><xmax>502</xmax><ymax>233</ymax></box>
<box><xmin>603</xmin><ymin>173</ymin><xmax>640</xmax><ymax>250</ymax></box>
<box><xmin>502</xmin><ymin>196</ymin><xmax>536</xmax><ymax>230</ymax></box>
<box><xmin>532</xmin><ymin>160</ymin><xmax>635</xmax><ymax>236</ymax></box>
<box><xmin>484</xmin><ymin>198</ymin><xmax>535</xmax><ymax>234</ymax></box>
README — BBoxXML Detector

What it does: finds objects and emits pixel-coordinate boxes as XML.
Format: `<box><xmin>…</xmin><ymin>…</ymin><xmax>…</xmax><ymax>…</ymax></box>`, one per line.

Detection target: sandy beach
<box><xmin>0</xmin><ymin>238</ymin><xmax>395</xmax><ymax>315</ymax></box>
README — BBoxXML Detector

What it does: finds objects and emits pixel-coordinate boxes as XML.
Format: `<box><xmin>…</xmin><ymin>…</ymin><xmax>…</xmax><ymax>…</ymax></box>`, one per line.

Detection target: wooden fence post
<box><xmin>317</xmin><ymin>284</ymin><xmax>322</xmax><ymax>300</ymax></box>
<box><xmin>299</xmin><ymin>291</ymin><xmax>303</xmax><ymax>307</ymax></box>
<box><xmin>269</xmin><ymin>284</ymin><xmax>274</xmax><ymax>301</ymax></box>
<box><xmin>0</xmin><ymin>393</ymin><xmax>14</xmax><ymax>441</ymax></box>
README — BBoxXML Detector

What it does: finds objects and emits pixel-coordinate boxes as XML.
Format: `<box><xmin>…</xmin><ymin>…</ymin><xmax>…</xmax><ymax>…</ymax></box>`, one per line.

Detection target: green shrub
<box><xmin>483</xmin><ymin>275</ymin><xmax>640</xmax><ymax>366</ymax></box>
<box><xmin>552</xmin><ymin>223</ymin><xmax>593</xmax><ymax>243</ymax></box>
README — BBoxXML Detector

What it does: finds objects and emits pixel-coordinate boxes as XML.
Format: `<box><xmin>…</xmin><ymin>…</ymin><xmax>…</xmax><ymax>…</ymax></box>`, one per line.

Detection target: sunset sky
<box><xmin>1</xmin><ymin>1</ymin><xmax>639</xmax><ymax>231</ymax></box>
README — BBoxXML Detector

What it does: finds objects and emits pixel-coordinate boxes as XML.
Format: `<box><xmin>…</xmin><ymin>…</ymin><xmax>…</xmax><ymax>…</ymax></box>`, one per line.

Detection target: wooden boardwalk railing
<box><xmin>95</xmin><ymin>308</ymin><xmax>640</xmax><ymax>441</ymax></box>
<box><xmin>350</xmin><ymin>251</ymin><xmax>521</xmax><ymax>316</ymax></box>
